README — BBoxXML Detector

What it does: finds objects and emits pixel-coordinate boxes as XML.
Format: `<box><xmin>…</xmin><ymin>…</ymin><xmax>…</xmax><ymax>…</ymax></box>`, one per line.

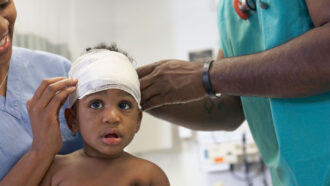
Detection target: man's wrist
<box><xmin>202</xmin><ymin>60</ymin><xmax>221</xmax><ymax>98</ymax></box>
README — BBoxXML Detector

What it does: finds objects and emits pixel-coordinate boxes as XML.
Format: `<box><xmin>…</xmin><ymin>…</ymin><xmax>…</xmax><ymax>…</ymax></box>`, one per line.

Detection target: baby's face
<box><xmin>74</xmin><ymin>89</ymin><xmax>142</xmax><ymax>159</ymax></box>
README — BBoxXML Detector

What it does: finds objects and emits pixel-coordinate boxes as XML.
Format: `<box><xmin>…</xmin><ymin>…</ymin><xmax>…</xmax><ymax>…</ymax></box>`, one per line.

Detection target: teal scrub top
<box><xmin>217</xmin><ymin>0</ymin><xmax>330</xmax><ymax>185</ymax></box>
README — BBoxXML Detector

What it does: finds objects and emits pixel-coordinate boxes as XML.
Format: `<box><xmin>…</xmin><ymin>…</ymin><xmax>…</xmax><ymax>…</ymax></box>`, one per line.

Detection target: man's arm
<box><xmin>147</xmin><ymin>95</ymin><xmax>244</xmax><ymax>131</ymax></box>
<box><xmin>145</xmin><ymin>50</ymin><xmax>245</xmax><ymax>131</ymax></box>
<box><xmin>138</xmin><ymin>0</ymin><xmax>330</xmax><ymax>110</ymax></box>
<box><xmin>210</xmin><ymin>0</ymin><xmax>330</xmax><ymax>98</ymax></box>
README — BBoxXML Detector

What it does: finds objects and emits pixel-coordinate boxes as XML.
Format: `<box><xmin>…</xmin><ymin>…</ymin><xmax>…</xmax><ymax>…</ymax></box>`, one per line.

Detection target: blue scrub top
<box><xmin>217</xmin><ymin>0</ymin><xmax>330</xmax><ymax>185</ymax></box>
<box><xmin>0</xmin><ymin>47</ymin><xmax>83</xmax><ymax>180</ymax></box>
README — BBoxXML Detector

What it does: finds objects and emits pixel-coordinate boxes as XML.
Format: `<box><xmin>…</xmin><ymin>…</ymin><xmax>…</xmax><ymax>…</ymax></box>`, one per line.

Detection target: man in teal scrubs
<box><xmin>137</xmin><ymin>0</ymin><xmax>330</xmax><ymax>185</ymax></box>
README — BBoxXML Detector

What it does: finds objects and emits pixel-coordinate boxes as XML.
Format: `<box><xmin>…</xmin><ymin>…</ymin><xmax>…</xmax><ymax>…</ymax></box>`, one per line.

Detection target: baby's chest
<box><xmin>53</xmin><ymin>167</ymin><xmax>150</xmax><ymax>186</ymax></box>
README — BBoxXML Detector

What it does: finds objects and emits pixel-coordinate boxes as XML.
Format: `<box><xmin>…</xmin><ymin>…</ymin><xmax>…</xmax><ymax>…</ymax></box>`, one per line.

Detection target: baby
<box><xmin>40</xmin><ymin>44</ymin><xmax>170</xmax><ymax>186</ymax></box>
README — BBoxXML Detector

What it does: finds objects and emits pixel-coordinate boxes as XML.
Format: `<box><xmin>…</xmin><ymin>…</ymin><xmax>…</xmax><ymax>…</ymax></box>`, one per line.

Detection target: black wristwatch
<box><xmin>202</xmin><ymin>60</ymin><xmax>221</xmax><ymax>98</ymax></box>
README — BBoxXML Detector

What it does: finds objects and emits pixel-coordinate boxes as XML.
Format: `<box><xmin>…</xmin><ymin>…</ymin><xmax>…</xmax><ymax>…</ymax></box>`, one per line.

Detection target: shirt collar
<box><xmin>5</xmin><ymin>49</ymin><xmax>25</xmax><ymax>119</ymax></box>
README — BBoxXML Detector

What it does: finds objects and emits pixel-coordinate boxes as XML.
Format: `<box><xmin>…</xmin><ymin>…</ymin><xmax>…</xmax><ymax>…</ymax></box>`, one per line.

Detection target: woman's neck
<box><xmin>0</xmin><ymin>64</ymin><xmax>9</xmax><ymax>97</ymax></box>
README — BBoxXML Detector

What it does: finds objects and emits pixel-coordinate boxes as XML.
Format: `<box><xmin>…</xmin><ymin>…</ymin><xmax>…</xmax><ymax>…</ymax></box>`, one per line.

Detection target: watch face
<box><xmin>246</xmin><ymin>0</ymin><xmax>257</xmax><ymax>11</ymax></box>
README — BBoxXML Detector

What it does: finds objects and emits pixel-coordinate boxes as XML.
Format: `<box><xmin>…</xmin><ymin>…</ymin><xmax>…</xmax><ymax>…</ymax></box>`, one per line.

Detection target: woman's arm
<box><xmin>0</xmin><ymin>78</ymin><xmax>77</xmax><ymax>186</ymax></box>
<box><xmin>1</xmin><ymin>150</ymin><xmax>54</xmax><ymax>186</ymax></box>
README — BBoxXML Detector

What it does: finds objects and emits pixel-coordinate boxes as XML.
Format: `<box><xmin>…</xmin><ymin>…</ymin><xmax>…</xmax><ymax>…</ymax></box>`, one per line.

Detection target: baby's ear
<box><xmin>64</xmin><ymin>108</ymin><xmax>79</xmax><ymax>133</ymax></box>
<box><xmin>135</xmin><ymin>110</ymin><xmax>143</xmax><ymax>133</ymax></box>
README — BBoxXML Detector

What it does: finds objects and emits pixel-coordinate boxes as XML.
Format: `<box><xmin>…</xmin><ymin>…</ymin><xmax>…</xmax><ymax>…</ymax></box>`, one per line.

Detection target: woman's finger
<box><xmin>46</xmin><ymin>86</ymin><xmax>76</xmax><ymax>115</ymax></box>
<box><xmin>38</xmin><ymin>78</ymin><xmax>77</xmax><ymax>109</ymax></box>
<box><xmin>31</xmin><ymin>77</ymin><xmax>67</xmax><ymax>102</ymax></box>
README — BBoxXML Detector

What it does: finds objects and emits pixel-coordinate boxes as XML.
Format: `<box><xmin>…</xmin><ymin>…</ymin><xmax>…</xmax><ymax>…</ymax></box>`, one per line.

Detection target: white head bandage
<box><xmin>68</xmin><ymin>49</ymin><xmax>141</xmax><ymax>108</ymax></box>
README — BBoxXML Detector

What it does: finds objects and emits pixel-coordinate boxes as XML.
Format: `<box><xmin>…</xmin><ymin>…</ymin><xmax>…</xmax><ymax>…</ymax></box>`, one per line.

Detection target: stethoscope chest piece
<box><xmin>233</xmin><ymin>0</ymin><xmax>250</xmax><ymax>20</ymax></box>
<box><xmin>246</xmin><ymin>0</ymin><xmax>257</xmax><ymax>10</ymax></box>
<box><xmin>233</xmin><ymin>0</ymin><xmax>269</xmax><ymax>20</ymax></box>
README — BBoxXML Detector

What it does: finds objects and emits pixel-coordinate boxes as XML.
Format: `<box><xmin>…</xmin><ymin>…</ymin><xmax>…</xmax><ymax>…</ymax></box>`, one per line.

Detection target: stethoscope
<box><xmin>233</xmin><ymin>0</ymin><xmax>269</xmax><ymax>20</ymax></box>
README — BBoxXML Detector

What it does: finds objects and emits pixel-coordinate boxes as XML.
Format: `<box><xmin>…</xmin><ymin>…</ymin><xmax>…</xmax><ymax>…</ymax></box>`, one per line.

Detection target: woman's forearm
<box><xmin>0</xmin><ymin>149</ymin><xmax>54</xmax><ymax>186</ymax></box>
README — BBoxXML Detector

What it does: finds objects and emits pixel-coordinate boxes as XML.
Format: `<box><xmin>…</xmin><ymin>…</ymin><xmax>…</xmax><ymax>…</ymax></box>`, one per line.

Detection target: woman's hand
<box><xmin>26</xmin><ymin>77</ymin><xmax>77</xmax><ymax>156</ymax></box>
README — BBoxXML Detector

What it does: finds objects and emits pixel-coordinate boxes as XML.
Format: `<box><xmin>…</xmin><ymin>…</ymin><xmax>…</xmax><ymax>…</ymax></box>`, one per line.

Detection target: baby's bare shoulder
<box><xmin>125</xmin><ymin>154</ymin><xmax>158</xmax><ymax>170</ymax></box>
<box><xmin>52</xmin><ymin>150</ymin><xmax>80</xmax><ymax>167</ymax></box>
<box><xmin>125</xmin><ymin>154</ymin><xmax>170</xmax><ymax>185</ymax></box>
<box><xmin>39</xmin><ymin>151</ymin><xmax>80</xmax><ymax>186</ymax></box>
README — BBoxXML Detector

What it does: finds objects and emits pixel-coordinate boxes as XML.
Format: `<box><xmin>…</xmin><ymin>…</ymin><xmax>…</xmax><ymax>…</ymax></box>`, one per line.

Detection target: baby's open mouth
<box><xmin>104</xmin><ymin>133</ymin><xmax>119</xmax><ymax>138</ymax></box>
<box><xmin>102</xmin><ymin>131</ymin><xmax>122</xmax><ymax>145</ymax></box>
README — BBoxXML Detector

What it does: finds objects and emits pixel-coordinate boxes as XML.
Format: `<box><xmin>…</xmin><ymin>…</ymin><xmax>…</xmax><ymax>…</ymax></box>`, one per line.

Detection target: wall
<box><xmin>14</xmin><ymin>0</ymin><xmax>71</xmax><ymax>44</ymax></box>
<box><xmin>68</xmin><ymin>0</ymin><xmax>117</xmax><ymax>59</ymax></box>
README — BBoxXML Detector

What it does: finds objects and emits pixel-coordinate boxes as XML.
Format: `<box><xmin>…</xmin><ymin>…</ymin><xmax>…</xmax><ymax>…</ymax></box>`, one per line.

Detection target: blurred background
<box><xmin>14</xmin><ymin>0</ymin><xmax>271</xmax><ymax>185</ymax></box>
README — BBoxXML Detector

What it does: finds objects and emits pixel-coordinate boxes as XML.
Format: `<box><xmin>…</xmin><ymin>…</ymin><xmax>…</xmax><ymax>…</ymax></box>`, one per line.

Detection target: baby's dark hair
<box><xmin>86</xmin><ymin>43</ymin><xmax>134</xmax><ymax>63</ymax></box>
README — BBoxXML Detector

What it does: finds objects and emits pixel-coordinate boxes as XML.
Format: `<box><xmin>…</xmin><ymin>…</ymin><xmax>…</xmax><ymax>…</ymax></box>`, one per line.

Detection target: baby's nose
<box><xmin>102</xmin><ymin>108</ymin><xmax>121</xmax><ymax>124</ymax></box>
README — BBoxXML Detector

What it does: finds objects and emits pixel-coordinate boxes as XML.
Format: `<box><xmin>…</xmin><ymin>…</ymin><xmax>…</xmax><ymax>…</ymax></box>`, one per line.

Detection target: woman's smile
<box><xmin>0</xmin><ymin>34</ymin><xmax>10</xmax><ymax>54</ymax></box>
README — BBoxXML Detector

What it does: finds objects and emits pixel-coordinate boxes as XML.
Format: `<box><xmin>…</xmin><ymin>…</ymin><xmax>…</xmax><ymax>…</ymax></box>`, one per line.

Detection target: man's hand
<box><xmin>26</xmin><ymin>77</ymin><xmax>77</xmax><ymax>156</ymax></box>
<box><xmin>137</xmin><ymin>60</ymin><xmax>206</xmax><ymax>110</ymax></box>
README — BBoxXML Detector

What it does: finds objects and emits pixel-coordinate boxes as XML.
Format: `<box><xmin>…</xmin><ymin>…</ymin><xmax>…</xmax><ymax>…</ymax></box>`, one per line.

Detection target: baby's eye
<box><xmin>118</xmin><ymin>101</ymin><xmax>132</xmax><ymax>110</ymax></box>
<box><xmin>89</xmin><ymin>100</ymin><xmax>103</xmax><ymax>109</ymax></box>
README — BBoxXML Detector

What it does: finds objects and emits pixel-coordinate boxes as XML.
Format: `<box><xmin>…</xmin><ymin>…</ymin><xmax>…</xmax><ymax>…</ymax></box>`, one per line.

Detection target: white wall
<box><xmin>69</xmin><ymin>0</ymin><xmax>177</xmax><ymax>65</ymax></box>
<box><xmin>69</xmin><ymin>0</ymin><xmax>117</xmax><ymax>58</ymax></box>
<box><xmin>68</xmin><ymin>0</ymin><xmax>219</xmax><ymax>63</ymax></box>
<box><xmin>112</xmin><ymin>0</ymin><xmax>176</xmax><ymax>66</ymax></box>
<box><xmin>14</xmin><ymin>0</ymin><xmax>72</xmax><ymax>45</ymax></box>
<box><xmin>168</xmin><ymin>0</ymin><xmax>219</xmax><ymax>59</ymax></box>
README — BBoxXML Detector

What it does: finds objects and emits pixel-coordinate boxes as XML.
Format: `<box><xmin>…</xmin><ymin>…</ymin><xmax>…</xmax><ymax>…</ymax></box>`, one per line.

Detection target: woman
<box><xmin>0</xmin><ymin>0</ymin><xmax>82</xmax><ymax>185</ymax></box>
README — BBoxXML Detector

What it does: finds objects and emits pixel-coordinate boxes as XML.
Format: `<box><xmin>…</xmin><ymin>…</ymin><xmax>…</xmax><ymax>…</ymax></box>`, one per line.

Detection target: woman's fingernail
<box><xmin>69</xmin><ymin>87</ymin><xmax>76</xmax><ymax>91</ymax></box>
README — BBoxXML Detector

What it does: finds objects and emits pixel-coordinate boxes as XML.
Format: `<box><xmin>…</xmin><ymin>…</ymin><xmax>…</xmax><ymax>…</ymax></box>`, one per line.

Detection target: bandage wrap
<box><xmin>68</xmin><ymin>49</ymin><xmax>141</xmax><ymax>108</ymax></box>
